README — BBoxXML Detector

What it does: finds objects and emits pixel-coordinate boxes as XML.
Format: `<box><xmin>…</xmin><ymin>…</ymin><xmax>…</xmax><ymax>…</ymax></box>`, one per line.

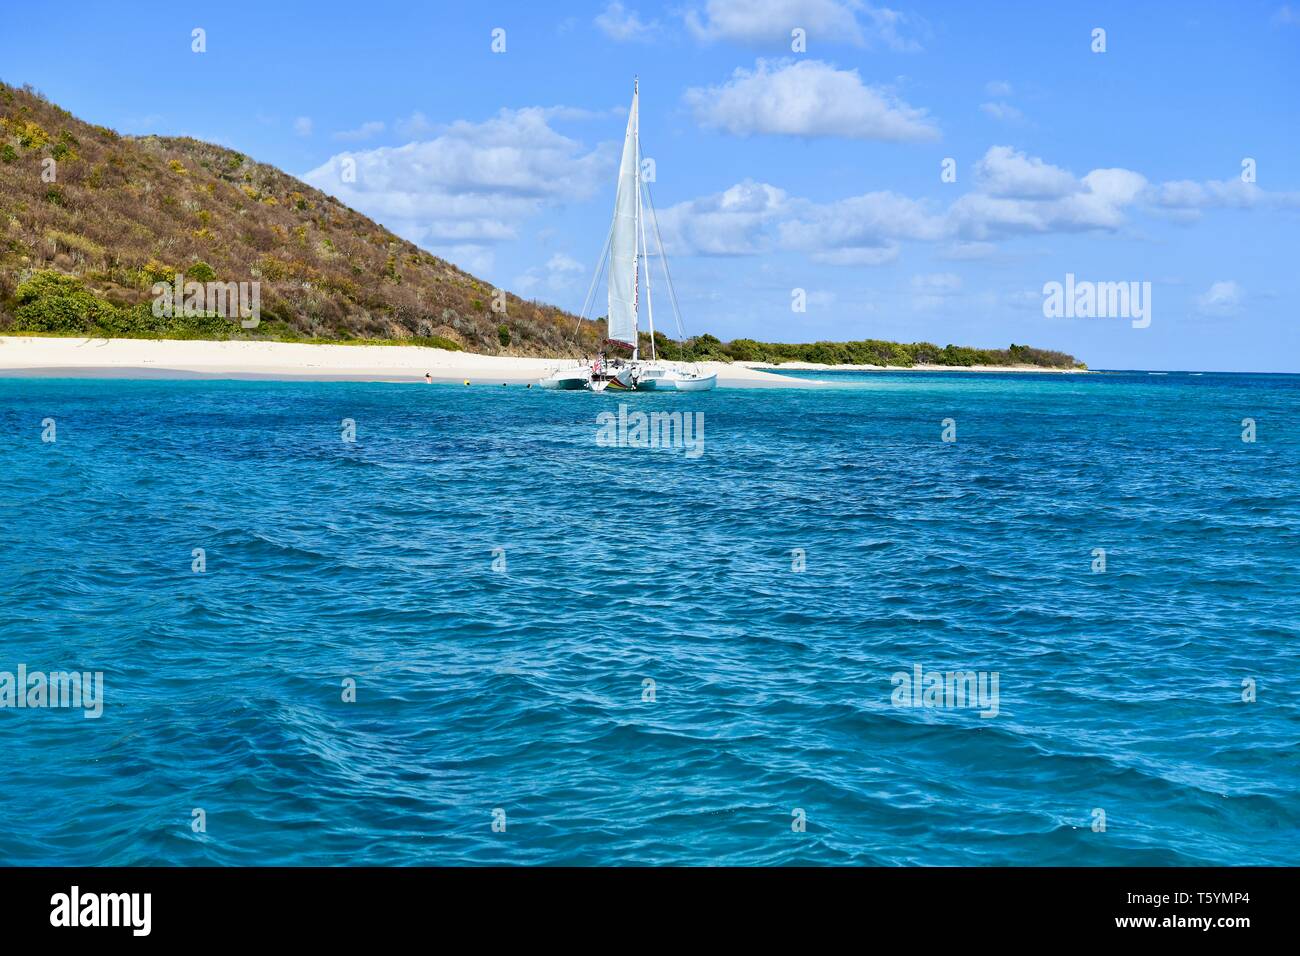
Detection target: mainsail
<box><xmin>606</xmin><ymin>83</ymin><xmax>639</xmax><ymax>349</ymax></box>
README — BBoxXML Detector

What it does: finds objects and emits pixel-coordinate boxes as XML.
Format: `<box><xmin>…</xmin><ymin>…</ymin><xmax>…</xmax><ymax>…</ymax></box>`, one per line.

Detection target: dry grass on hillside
<box><xmin>0</xmin><ymin>81</ymin><xmax>601</xmax><ymax>355</ymax></box>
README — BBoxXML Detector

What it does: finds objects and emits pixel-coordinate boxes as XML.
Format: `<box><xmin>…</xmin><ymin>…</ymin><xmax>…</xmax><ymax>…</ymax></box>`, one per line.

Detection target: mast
<box><xmin>631</xmin><ymin>76</ymin><xmax>641</xmax><ymax>362</ymax></box>
<box><xmin>636</xmin><ymin>84</ymin><xmax>656</xmax><ymax>362</ymax></box>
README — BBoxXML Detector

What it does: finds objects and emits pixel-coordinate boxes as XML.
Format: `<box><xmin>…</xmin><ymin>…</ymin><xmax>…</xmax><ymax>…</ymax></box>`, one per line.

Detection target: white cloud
<box><xmin>979</xmin><ymin>101</ymin><xmax>1023</xmax><ymax>123</ymax></box>
<box><xmin>685</xmin><ymin>0</ymin><xmax>924</xmax><ymax>51</ymax></box>
<box><xmin>548</xmin><ymin>252</ymin><xmax>584</xmax><ymax>274</ymax></box>
<box><xmin>912</xmin><ymin>272</ymin><xmax>961</xmax><ymax>292</ymax></box>
<box><xmin>654</xmin><ymin>180</ymin><xmax>789</xmax><ymax>255</ymax></box>
<box><xmin>940</xmin><ymin>241</ymin><xmax>997</xmax><ymax>260</ymax></box>
<box><xmin>1195</xmin><ymin>280</ymin><xmax>1244</xmax><ymax>316</ymax></box>
<box><xmin>293</xmin><ymin>116</ymin><xmax>313</xmax><ymax>137</ymax></box>
<box><xmin>1273</xmin><ymin>5</ymin><xmax>1300</xmax><ymax>25</ymax></box>
<box><xmin>974</xmin><ymin>146</ymin><xmax>1079</xmax><ymax>199</ymax></box>
<box><xmin>395</xmin><ymin>111</ymin><xmax>434</xmax><ymax>139</ymax></box>
<box><xmin>333</xmin><ymin>120</ymin><xmax>386</xmax><ymax>142</ymax></box>
<box><xmin>657</xmin><ymin>147</ymin><xmax>1163</xmax><ymax>265</ymax></box>
<box><xmin>516</xmin><ymin>252</ymin><xmax>588</xmax><ymax>296</ymax></box>
<box><xmin>655</xmin><ymin>148</ymin><xmax>1299</xmax><ymax>268</ymax></box>
<box><xmin>941</xmin><ymin>146</ymin><xmax>1151</xmax><ymax>240</ymax></box>
<box><xmin>985</xmin><ymin>80</ymin><xmax>1013</xmax><ymax>97</ymax></box>
<box><xmin>301</xmin><ymin>107</ymin><xmax>613</xmax><ymax>267</ymax></box>
<box><xmin>685</xmin><ymin>59</ymin><xmax>939</xmax><ymax>141</ymax></box>
<box><xmin>595</xmin><ymin>2</ymin><xmax>657</xmax><ymax>41</ymax></box>
<box><xmin>911</xmin><ymin>272</ymin><xmax>962</xmax><ymax>309</ymax></box>
<box><xmin>780</xmin><ymin>190</ymin><xmax>944</xmax><ymax>264</ymax></box>
<box><xmin>813</xmin><ymin>246</ymin><xmax>901</xmax><ymax>266</ymax></box>
<box><xmin>431</xmin><ymin>244</ymin><xmax>495</xmax><ymax>276</ymax></box>
<box><xmin>1149</xmin><ymin>178</ymin><xmax>1300</xmax><ymax>219</ymax></box>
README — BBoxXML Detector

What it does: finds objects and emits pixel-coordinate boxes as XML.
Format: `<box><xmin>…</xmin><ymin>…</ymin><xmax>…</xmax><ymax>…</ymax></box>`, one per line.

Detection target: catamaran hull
<box><xmin>538</xmin><ymin>367</ymin><xmax>592</xmax><ymax>390</ymax></box>
<box><xmin>538</xmin><ymin>376</ymin><xmax>590</xmax><ymax>390</ymax></box>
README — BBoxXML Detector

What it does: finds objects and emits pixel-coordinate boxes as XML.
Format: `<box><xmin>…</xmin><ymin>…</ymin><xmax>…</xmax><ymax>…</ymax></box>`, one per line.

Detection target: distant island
<box><xmin>0</xmin><ymin>81</ymin><xmax>1082</xmax><ymax>371</ymax></box>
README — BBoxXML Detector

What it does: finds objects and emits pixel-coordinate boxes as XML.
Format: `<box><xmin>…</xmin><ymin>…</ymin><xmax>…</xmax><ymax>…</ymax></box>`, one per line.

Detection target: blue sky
<box><xmin>2</xmin><ymin>0</ymin><xmax>1297</xmax><ymax>370</ymax></box>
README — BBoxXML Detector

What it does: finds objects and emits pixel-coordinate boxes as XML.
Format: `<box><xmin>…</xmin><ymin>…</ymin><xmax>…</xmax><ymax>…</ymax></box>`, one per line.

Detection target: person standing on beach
<box><xmin>424</xmin><ymin>372</ymin><xmax>432</xmax><ymax>384</ymax></box>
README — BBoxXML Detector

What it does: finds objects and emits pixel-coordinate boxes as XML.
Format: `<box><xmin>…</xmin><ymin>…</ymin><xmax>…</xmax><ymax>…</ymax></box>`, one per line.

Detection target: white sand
<box><xmin>0</xmin><ymin>336</ymin><xmax>812</xmax><ymax>388</ymax></box>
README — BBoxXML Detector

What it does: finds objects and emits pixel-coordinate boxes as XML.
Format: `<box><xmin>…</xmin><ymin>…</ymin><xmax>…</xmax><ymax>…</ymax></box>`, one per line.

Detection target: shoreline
<box><xmin>0</xmin><ymin>336</ymin><xmax>1085</xmax><ymax>386</ymax></box>
<box><xmin>0</xmin><ymin>336</ymin><xmax>812</xmax><ymax>388</ymax></box>
<box><xmin>738</xmin><ymin>360</ymin><xmax>1088</xmax><ymax>374</ymax></box>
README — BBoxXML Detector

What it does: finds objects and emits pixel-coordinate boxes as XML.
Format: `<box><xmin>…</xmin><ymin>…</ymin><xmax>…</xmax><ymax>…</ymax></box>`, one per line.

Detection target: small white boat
<box><xmin>624</xmin><ymin>363</ymin><xmax>717</xmax><ymax>391</ymax></box>
<box><xmin>537</xmin><ymin>364</ymin><xmax>592</xmax><ymax>390</ymax></box>
<box><xmin>537</xmin><ymin>78</ymin><xmax>715</xmax><ymax>393</ymax></box>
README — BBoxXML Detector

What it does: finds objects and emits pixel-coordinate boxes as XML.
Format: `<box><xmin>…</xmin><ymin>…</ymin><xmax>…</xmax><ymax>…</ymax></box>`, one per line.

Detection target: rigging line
<box><xmin>566</xmin><ymin>216</ymin><xmax>616</xmax><ymax>352</ymax></box>
<box><xmin>636</xmin><ymin>140</ymin><xmax>656</xmax><ymax>362</ymax></box>
<box><xmin>643</xmin><ymin>179</ymin><xmax>690</xmax><ymax>356</ymax></box>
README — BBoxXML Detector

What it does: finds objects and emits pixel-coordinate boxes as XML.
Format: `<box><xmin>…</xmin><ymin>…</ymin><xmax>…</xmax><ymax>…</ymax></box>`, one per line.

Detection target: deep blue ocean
<box><xmin>1</xmin><ymin>369</ymin><xmax>1297</xmax><ymax>865</ymax></box>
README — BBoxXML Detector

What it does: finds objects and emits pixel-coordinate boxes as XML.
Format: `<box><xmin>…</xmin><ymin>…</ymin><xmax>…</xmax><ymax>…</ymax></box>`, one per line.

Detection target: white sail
<box><xmin>606</xmin><ymin>84</ymin><xmax>639</xmax><ymax>349</ymax></box>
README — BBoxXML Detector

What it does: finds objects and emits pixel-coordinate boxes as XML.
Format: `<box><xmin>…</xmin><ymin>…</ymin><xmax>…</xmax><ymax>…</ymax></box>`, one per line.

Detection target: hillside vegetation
<box><xmin>0</xmin><ymin>81</ymin><xmax>1082</xmax><ymax>369</ymax></box>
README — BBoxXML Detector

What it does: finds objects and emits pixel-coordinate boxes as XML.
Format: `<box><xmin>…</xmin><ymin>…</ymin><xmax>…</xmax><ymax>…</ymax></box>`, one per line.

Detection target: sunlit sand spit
<box><xmin>0</xmin><ymin>336</ymin><xmax>814</xmax><ymax>387</ymax></box>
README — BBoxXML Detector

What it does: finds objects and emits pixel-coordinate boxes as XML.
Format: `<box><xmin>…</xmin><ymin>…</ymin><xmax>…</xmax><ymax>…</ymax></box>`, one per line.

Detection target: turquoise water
<box><xmin>0</xmin><ymin>370</ymin><xmax>1297</xmax><ymax>865</ymax></box>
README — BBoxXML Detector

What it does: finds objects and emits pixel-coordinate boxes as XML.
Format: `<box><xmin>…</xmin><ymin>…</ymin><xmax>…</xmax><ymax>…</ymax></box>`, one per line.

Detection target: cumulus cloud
<box><xmin>940</xmin><ymin>241</ymin><xmax>997</xmax><ymax>260</ymax></box>
<box><xmin>780</xmin><ymin>191</ymin><xmax>944</xmax><ymax>264</ymax></box>
<box><xmin>332</xmin><ymin>120</ymin><xmax>386</xmax><ymax>142</ymax></box>
<box><xmin>516</xmin><ymin>252</ymin><xmax>588</xmax><ymax>296</ymax></box>
<box><xmin>1195</xmin><ymin>280</ymin><xmax>1244</xmax><ymax>316</ymax></box>
<box><xmin>979</xmin><ymin>101</ymin><xmax>1023</xmax><ymax>123</ymax></box>
<box><xmin>685</xmin><ymin>59</ymin><xmax>939</xmax><ymax>141</ymax></box>
<box><xmin>911</xmin><ymin>272</ymin><xmax>962</xmax><ymax>309</ymax></box>
<box><xmin>946</xmin><ymin>148</ymin><xmax>1148</xmax><ymax>240</ymax></box>
<box><xmin>655</xmin><ymin>147</ymin><xmax>1163</xmax><ymax>265</ymax></box>
<box><xmin>685</xmin><ymin>0</ymin><xmax>924</xmax><ymax>50</ymax></box>
<box><xmin>974</xmin><ymin>146</ymin><xmax>1079</xmax><ymax>199</ymax></box>
<box><xmin>394</xmin><ymin>111</ymin><xmax>435</xmax><ymax>139</ymax></box>
<box><xmin>653</xmin><ymin>181</ymin><xmax>945</xmax><ymax>265</ymax></box>
<box><xmin>653</xmin><ymin>180</ymin><xmax>789</xmax><ymax>255</ymax></box>
<box><xmin>302</xmin><ymin>107</ymin><xmax>613</xmax><ymax>267</ymax></box>
<box><xmin>595</xmin><ymin>2</ymin><xmax>657</xmax><ymax>40</ymax></box>
<box><xmin>1149</xmin><ymin>178</ymin><xmax>1300</xmax><ymax>220</ymax></box>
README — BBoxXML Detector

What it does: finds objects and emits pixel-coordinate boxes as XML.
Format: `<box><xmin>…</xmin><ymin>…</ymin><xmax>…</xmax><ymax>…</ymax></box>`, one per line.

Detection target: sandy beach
<box><xmin>0</xmin><ymin>337</ymin><xmax>1085</xmax><ymax>385</ymax></box>
<box><xmin>0</xmin><ymin>336</ymin><xmax>809</xmax><ymax>387</ymax></box>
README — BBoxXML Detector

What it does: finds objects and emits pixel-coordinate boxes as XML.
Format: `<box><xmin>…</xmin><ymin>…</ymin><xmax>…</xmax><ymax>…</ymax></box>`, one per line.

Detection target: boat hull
<box><xmin>629</xmin><ymin>365</ymin><xmax>717</xmax><ymax>391</ymax></box>
<box><xmin>538</xmin><ymin>376</ymin><xmax>590</xmax><ymax>390</ymax></box>
<box><xmin>666</xmin><ymin>374</ymin><xmax>717</xmax><ymax>391</ymax></box>
<box><xmin>537</xmin><ymin>366</ymin><xmax>592</xmax><ymax>390</ymax></box>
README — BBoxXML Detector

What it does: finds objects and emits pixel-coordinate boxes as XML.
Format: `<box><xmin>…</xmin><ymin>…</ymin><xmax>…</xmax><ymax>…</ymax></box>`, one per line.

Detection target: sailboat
<box><xmin>539</xmin><ymin>79</ymin><xmax>716</xmax><ymax>392</ymax></box>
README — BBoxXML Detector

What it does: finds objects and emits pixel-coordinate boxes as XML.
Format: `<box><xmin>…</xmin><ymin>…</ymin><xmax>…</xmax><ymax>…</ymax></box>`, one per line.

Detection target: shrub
<box><xmin>185</xmin><ymin>261</ymin><xmax>216</xmax><ymax>282</ymax></box>
<box><xmin>1</xmin><ymin>144</ymin><xmax>17</xmax><ymax>164</ymax></box>
<box><xmin>258</xmin><ymin>256</ymin><xmax>289</xmax><ymax>281</ymax></box>
<box><xmin>1</xmin><ymin>117</ymin><xmax>49</xmax><ymax>149</ymax></box>
<box><xmin>497</xmin><ymin>323</ymin><xmax>510</xmax><ymax>347</ymax></box>
<box><xmin>13</xmin><ymin>270</ymin><xmax>98</xmax><ymax>332</ymax></box>
<box><xmin>138</xmin><ymin>259</ymin><xmax>175</xmax><ymax>285</ymax></box>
